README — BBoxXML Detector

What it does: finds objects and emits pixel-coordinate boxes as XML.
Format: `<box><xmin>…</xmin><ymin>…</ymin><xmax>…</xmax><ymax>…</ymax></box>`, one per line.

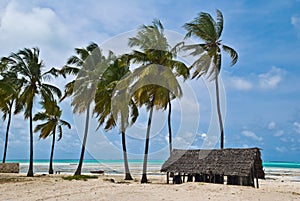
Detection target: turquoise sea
<box><xmin>6</xmin><ymin>159</ymin><xmax>300</xmax><ymax>180</ymax></box>
<box><xmin>6</xmin><ymin>159</ymin><xmax>165</xmax><ymax>175</ymax></box>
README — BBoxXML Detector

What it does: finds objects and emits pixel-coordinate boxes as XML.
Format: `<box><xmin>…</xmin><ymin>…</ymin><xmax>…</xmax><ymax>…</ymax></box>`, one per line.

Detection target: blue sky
<box><xmin>0</xmin><ymin>0</ymin><xmax>300</xmax><ymax>162</ymax></box>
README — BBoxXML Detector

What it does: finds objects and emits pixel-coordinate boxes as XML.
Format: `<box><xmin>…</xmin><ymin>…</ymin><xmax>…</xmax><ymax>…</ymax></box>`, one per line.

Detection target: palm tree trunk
<box><xmin>27</xmin><ymin>109</ymin><xmax>34</xmax><ymax>177</ymax></box>
<box><xmin>215</xmin><ymin>76</ymin><xmax>224</xmax><ymax>149</ymax></box>
<box><xmin>167</xmin><ymin>98</ymin><xmax>172</xmax><ymax>155</ymax></box>
<box><xmin>120</xmin><ymin>115</ymin><xmax>133</xmax><ymax>180</ymax></box>
<box><xmin>122</xmin><ymin>131</ymin><xmax>133</xmax><ymax>180</ymax></box>
<box><xmin>141</xmin><ymin>101</ymin><xmax>154</xmax><ymax>183</ymax></box>
<box><xmin>74</xmin><ymin>104</ymin><xmax>90</xmax><ymax>175</ymax></box>
<box><xmin>2</xmin><ymin>102</ymin><xmax>13</xmax><ymax>163</ymax></box>
<box><xmin>49</xmin><ymin>129</ymin><xmax>55</xmax><ymax>174</ymax></box>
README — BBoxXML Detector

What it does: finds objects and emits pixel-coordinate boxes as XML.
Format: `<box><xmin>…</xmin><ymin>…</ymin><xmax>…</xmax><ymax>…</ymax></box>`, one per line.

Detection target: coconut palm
<box><xmin>183</xmin><ymin>10</ymin><xmax>238</xmax><ymax>149</ymax></box>
<box><xmin>33</xmin><ymin>98</ymin><xmax>71</xmax><ymax>174</ymax></box>
<box><xmin>6</xmin><ymin>47</ymin><xmax>61</xmax><ymax>176</ymax></box>
<box><xmin>128</xmin><ymin>19</ymin><xmax>188</xmax><ymax>183</ymax></box>
<box><xmin>0</xmin><ymin>58</ymin><xmax>17</xmax><ymax>94</ymax></box>
<box><xmin>60</xmin><ymin>43</ymin><xmax>114</xmax><ymax>175</ymax></box>
<box><xmin>0</xmin><ymin>70</ymin><xmax>20</xmax><ymax>163</ymax></box>
<box><xmin>94</xmin><ymin>55</ymin><xmax>138</xmax><ymax>180</ymax></box>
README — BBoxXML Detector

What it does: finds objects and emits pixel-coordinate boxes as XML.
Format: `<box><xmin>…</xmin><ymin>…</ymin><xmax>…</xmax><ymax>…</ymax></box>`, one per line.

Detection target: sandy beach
<box><xmin>0</xmin><ymin>173</ymin><xmax>299</xmax><ymax>201</ymax></box>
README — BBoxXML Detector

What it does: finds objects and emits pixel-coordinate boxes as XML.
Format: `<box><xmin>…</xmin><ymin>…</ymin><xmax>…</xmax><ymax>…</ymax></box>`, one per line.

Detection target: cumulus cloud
<box><xmin>293</xmin><ymin>122</ymin><xmax>300</xmax><ymax>134</ymax></box>
<box><xmin>268</xmin><ymin>121</ymin><xmax>276</xmax><ymax>129</ymax></box>
<box><xmin>242</xmin><ymin>130</ymin><xmax>263</xmax><ymax>141</ymax></box>
<box><xmin>291</xmin><ymin>16</ymin><xmax>300</xmax><ymax>26</ymax></box>
<box><xmin>258</xmin><ymin>67</ymin><xmax>285</xmax><ymax>89</ymax></box>
<box><xmin>228</xmin><ymin>76</ymin><xmax>253</xmax><ymax>91</ymax></box>
<box><xmin>291</xmin><ymin>16</ymin><xmax>300</xmax><ymax>34</ymax></box>
<box><xmin>274</xmin><ymin>130</ymin><xmax>284</xmax><ymax>137</ymax></box>
<box><xmin>267</xmin><ymin>122</ymin><xmax>284</xmax><ymax>137</ymax></box>
<box><xmin>200</xmin><ymin>133</ymin><xmax>207</xmax><ymax>140</ymax></box>
<box><xmin>0</xmin><ymin>1</ymin><xmax>70</xmax><ymax>52</ymax></box>
<box><xmin>276</xmin><ymin>146</ymin><xmax>287</xmax><ymax>153</ymax></box>
<box><xmin>225</xmin><ymin>67</ymin><xmax>285</xmax><ymax>91</ymax></box>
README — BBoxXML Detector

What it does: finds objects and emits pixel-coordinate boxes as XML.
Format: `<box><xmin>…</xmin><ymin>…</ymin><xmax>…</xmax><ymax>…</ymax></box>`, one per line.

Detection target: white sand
<box><xmin>0</xmin><ymin>173</ymin><xmax>299</xmax><ymax>201</ymax></box>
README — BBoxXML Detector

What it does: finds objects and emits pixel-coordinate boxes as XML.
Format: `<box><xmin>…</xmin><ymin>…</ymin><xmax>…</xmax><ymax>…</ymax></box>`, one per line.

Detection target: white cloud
<box><xmin>276</xmin><ymin>146</ymin><xmax>287</xmax><ymax>153</ymax></box>
<box><xmin>268</xmin><ymin>121</ymin><xmax>276</xmax><ymax>129</ymax></box>
<box><xmin>274</xmin><ymin>130</ymin><xmax>284</xmax><ymax>137</ymax></box>
<box><xmin>228</xmin><ymin>76</ymin><xmax>253</xmax><ymax>91</ymax></box>
<box><xmin>259</xmin><ymin>67</ymin><xmax>285</xmax><ymax>89</ymax></box>
<box><xmin>173</xmin><ymin>136</ymin><xmax>190</xmax><ymax>147</ymax></box>
<box><xmin>200</xmin><ymin>133</ymin><xmax>207</xmax><ymax>140</ymax></box>
<box><xmin>293</xmin><ymin>122</ymin><xmax>300</xmax><ymax>134</ymax></box>
<box><xmin>242</xmin><ymin>130</ymin><xmax>263</xmax><ymax>141</ymax></box>
<box><xmin>0</xmin><ymin>1</ymin><xmax>70</xmax><ymax>52</ymax></box>
<box><xmin>291</xmin><ymin>16</ymin><xmax>300</xmax><ymax>26</ymax></box>
<box><xmin>291</xmin><ymin>16</ymin><xmax>300</xmax><ymax>34</ymax></box>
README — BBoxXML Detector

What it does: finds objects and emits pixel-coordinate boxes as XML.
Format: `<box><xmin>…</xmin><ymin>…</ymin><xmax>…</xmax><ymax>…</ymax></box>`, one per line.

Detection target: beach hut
<box><xmin>161</xmin><ymin>148</ymin><xmax>264</xmax><ymax>188</ymax></box>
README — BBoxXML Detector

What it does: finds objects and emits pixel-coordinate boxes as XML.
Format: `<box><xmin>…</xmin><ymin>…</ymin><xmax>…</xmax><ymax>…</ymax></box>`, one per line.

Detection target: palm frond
<box><xmin>182</xmin><ymin>44</ymin><xmax>206</xmax><ymax>56</ymax></box>
<box><xmin>60</xmin><ymin>66</ymin><xmax>80</xmax><ymax>78</ymax></box>
<box><xmin>60</xmin><ymin>80</ymin><xmax>75</xmax><ymax>101</ymax></box>
<box><xmin>41</xmin><ymin>83</ymin><xmax>62</xmax><ymax>99</ymax></box>
<box><xmin>39</xmin><ymin>122</ymin><xmax>55</xmax><ymax>139</ymax></box>
<box><xmin>57</xmin><ymin>125</ymin><xmax>62</xmax><ymax>141</ymax></box>
<box><xmin>190</xmin><ymin>53</ymin><xmax>212</xmax><ymax>79</ymax></box>
<box><xmin>216</xmin><ymin>9</ymin><xmax>224</xmax><ymax>38</ymax></box>
<box><xmin>33</xmin><ymin>112</ymin><xmax>49</xmax><ymax>121</ymax></box>
<box><xmin>60</xmin><ymin>119</ymin><xmax>71</xmax><ymax>129</ymax></box>
<box><xmin>34</xmin><ymin>122</ymin><xmax>48</xmax><ymax>133</ymax></box>
<box><xmin>169</xmin><ymin>60</ymin><xmax>190</xmax><ymax>80</ymax></box>
<box><xmin>86</xmin><ymin>42</ymin><xmax>99</xmax><ymax>52</ymax></box>
<box><xmin>104</xmin><ymin>115</ymin><xmax>116</xmax><ymax>131</ymax></box>
<box><xmin>67</xmin><ymin>55</ymin><xmax>83</xmax><ymax>66</ymax></box>
<box><xmin>43</xmin><ymin>67</ymin><xmax>60</xmax><ymax>79</ymax></box>
<box><xmin>222</xmin><ymin>45</ymin><xmax>238</xmax><ymax>66</ymax></box>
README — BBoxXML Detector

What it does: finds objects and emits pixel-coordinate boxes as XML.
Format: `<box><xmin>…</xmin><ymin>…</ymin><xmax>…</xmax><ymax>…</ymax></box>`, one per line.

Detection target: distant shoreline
<box><xmin>3</xmin><ymin>160</ymin><xmax>300</xmax><ymax>182</ymax></box>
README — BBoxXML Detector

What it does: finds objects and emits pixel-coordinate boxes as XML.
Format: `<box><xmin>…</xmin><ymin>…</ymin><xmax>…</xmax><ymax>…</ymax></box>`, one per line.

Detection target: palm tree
<box><xmin>0</xmin><ymin>57</ymin><xmax>21</xmax><ymax>163</ymax></box>
<box><xmin>33</xmin><ymin>98</ymin><xmax>71</xmax><ymax>174</ymax></box>
<box><xmin>94</xmin><ymin>55</ymin><xmax>138</xmax><ymax>180</ymax></box>
<box><xmin>60</xmin><ymin>43</ymin><xmax>114</xmax><ymax>175</ymax></box>
<box><xmin>6</xmin><ymin>47</ymin><xmax>61</xmax><ymax>176</ymax></box>
<box><xmin>0</xmin><ymin>70</ymin><xmax>20</xmax><ymax>163</ymax></box>
<box><xmin>183</xmin><ymin>10</ymin><xmax>238</xmax><ymax>149</ymax></box>
<box><xmin>128</xmin><ymin>19</ymin><xmax>188</xmax><ymax>183</ymax></box>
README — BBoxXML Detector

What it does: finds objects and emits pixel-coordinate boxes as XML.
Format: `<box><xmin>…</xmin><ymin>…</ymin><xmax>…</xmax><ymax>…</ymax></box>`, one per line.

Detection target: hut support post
<box><xmin>251</xmin><ymin>165</ymin><xmax>255</xmax><ymax>188</ymax></box>
<box><xmin>256</xmin><ymin>172</ymin><xmax>259</xmax><ymax>188</ymax></box>
<box><xmin>167</xmin><ymin>172</ymin><xmax>169</xmax><ymax>184</ymax></box>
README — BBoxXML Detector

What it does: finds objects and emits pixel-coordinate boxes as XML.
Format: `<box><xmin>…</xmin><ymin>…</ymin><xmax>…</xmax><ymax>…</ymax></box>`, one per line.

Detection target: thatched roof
<box><xmin>161</xmin><ymin>148</ymin><xmax>264</xmax><ymax>178</ymax></box>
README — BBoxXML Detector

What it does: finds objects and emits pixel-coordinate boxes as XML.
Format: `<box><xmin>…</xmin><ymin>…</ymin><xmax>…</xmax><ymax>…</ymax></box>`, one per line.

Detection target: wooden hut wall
<box><xmin>161</xmin><ymin>148</ymin><xmax>264</xmax><ymax>187</ymax></box>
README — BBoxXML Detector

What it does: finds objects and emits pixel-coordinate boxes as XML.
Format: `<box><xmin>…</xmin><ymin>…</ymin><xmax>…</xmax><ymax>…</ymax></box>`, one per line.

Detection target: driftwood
<box><xmin>90</xmin><ymin>170</ymin><xmax>104</xmax><ymax>174</ymax></box>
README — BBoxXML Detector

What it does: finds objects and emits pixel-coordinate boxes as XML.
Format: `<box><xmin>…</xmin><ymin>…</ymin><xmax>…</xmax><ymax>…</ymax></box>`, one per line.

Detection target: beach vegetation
<box><xmin>0</xmin><ymin>9</ymin><xmax>239</xmax><ymax>179</ymax></box>
<box><xmin>183</xmin><ymin>10</ymin><xmax>238</xmax><ymax>149</ymax></box>
<box><xmin>94</xmin><ymin>54</ymin><xmax>138</xmax><ymax>180</ymax></box>
<box><xmin>59</xmin><ymin>42</ymin><xmax>101</xmax><ymax>176</ymax></box>
<box><xmin>2</xmin><ymin>47</ymin><xmax>61</xmax><ymax>176</ymax></box>
<box><xmin>33</xmin><ymin>98</ymin><xmax>71</xmax><ymax>174</ymax></box>
<box><xmin>0</xmin><ymin>60</ymin><xmax>21</xmax><ymax>163</ymax></box>
<box><xmin>62</xmin><ymin>175</ymin><xmax>98</xmax><ymax>181</ymax></box>
<box><xmin>128</xmin><ymin>19</ymin><xmax>188</xmax><ymax>183</ymax></box>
